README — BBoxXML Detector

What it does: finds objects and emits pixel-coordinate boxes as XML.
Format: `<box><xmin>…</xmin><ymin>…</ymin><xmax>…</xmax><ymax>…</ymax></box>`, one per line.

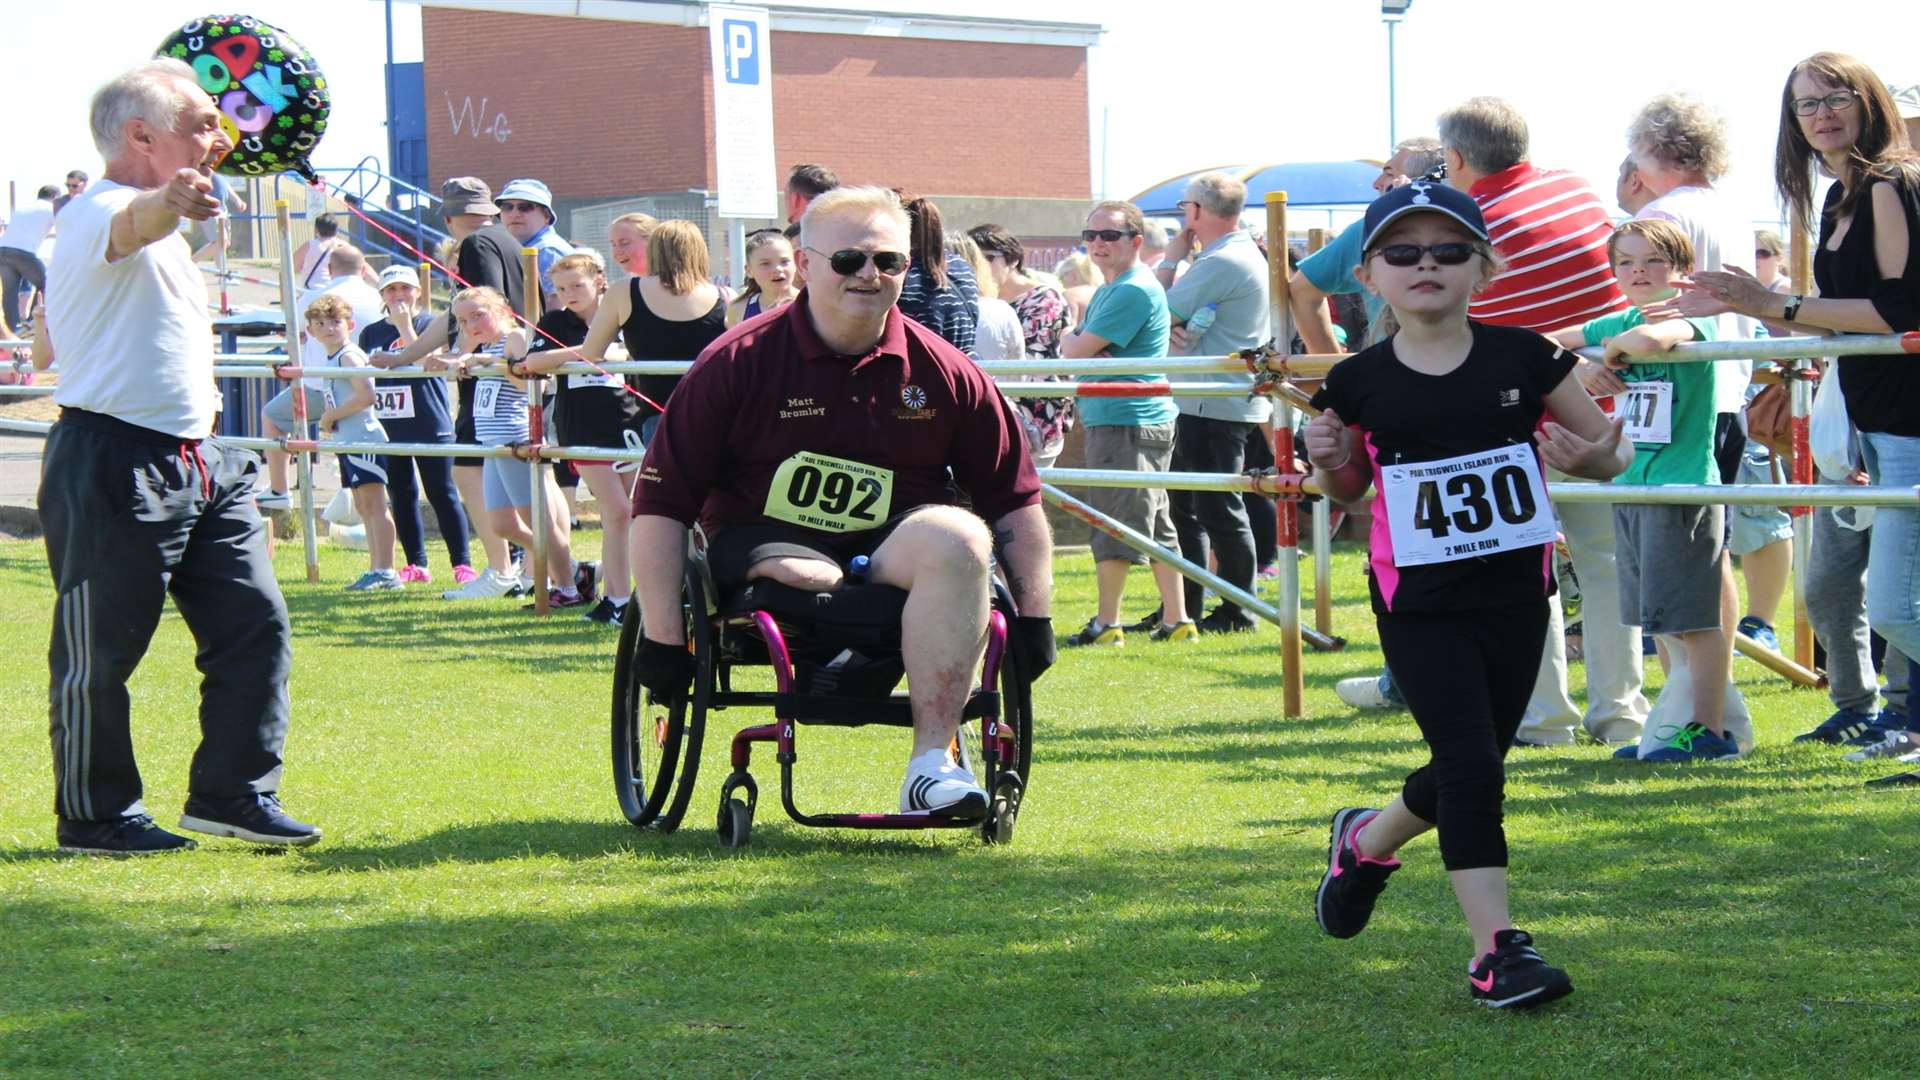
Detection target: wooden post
<box><xmin>1266</xmin><ymin>193</ymin><xmax>1303</xmax><ymax>719</ymax></box>
<box><xmin>521</xmin><ymin>247</ymin><xmax>550</xmax><ymax>615</ymax></box>
<box><xmin>1306</xmin><ymin>227</ymin><xmax>1327</xmax><ymax>255</ymax></box>
<box><xmin>416</xmin><ymin>259</ymin><xmax>431</xmax><ymax>299</ymax></box>
<box><xmin>278</xmin><ymin>200</ymin><xmax>321</xmax><ymax>583</ymax></box>
<box><xmin>1788</xmin><ymin>202</ymin><xmax>1815</xmax><ymax>671</ymax></box>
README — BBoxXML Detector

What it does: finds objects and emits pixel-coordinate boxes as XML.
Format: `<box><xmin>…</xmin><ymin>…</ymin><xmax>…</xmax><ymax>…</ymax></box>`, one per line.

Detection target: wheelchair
<box><xmin>611</xmin><ymin>533</ymin><xmax>1035</xmax><ymax>849</ymax></box>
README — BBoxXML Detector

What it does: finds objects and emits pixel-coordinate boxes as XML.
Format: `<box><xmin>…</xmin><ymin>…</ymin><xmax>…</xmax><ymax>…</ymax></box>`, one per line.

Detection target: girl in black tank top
<box><xmin>621</xmin><ymin>276</ymin><xmax>727</xmax><ymax>417</ymax></box>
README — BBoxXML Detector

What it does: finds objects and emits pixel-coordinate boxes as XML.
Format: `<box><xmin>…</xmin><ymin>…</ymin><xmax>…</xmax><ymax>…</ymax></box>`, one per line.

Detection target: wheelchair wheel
<box><xmin>650</xmin><ymin>564</ymin><xmax>714</xmax><ymax>833</ymax></box>
<box><xmin>610</xmin><ymin>603</ymin><xmax>681</xmax><ymax>828</ymax></box>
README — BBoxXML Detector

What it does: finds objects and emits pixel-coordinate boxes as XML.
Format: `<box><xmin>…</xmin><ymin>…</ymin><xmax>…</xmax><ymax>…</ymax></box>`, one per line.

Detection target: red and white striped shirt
<box><xmin>1466</xmin><ymin>163</ymin><xmax>1628</xmax><ymax>332</ymax></box>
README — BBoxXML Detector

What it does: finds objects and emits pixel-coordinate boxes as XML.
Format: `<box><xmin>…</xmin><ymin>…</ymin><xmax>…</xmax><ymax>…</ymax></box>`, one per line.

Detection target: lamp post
<box><xmin>1382</xmin><ymin>0</ymin><xmax>1412</xmax><ymax>148</ymax></box>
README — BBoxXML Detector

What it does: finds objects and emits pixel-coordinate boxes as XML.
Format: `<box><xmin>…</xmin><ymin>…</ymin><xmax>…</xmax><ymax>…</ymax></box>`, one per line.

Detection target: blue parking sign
<box><xmin>722</xmin><ymin>19</ymin><xmax>759</xmax><ymax>84</ymax></box>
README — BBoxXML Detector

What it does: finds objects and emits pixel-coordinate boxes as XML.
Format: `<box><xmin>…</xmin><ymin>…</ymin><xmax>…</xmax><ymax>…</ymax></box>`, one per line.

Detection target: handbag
<box><xmin>1743</xmin><ymin>381</ymin><xmax>1792</xmax><ymax>459</ymax></box>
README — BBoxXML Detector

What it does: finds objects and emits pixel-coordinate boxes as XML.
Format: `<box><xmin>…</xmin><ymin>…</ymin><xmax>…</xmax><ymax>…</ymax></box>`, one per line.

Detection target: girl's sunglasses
<box><xmin>807</xmin><ymin>247</ymin><xmax>910</xmax><ymax>276</ymax></box>
<box><xmin>1371</xmin><ymin>242</ymin><xmax>1478</xmax><ymax>267</ymax></box>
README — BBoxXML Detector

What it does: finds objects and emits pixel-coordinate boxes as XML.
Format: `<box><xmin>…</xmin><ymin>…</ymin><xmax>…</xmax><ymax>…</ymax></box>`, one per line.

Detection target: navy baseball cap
<box><xmin>1361</xmin><ymin>180</ymin><xmax>1490</xmax><ymax>252</ymax></box>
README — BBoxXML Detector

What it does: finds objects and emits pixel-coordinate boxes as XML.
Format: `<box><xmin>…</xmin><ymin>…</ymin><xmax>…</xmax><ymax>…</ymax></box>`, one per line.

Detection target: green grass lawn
<box><xmin>0</xmin><ymin>533</ymin><xmax>1914</xmax><ymax>1078</ymax></box>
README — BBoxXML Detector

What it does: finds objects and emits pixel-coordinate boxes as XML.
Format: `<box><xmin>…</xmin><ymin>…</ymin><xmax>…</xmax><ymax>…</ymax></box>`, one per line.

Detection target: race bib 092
<box><xmin>763</xmin><ymin>451</ymin><xmax>894</xmax><ymax>533</ymax></box>
<box><xmin>1380</xmin><ymin>444</ymin><xmax>1557</xmax><ymax>567</ymax></box>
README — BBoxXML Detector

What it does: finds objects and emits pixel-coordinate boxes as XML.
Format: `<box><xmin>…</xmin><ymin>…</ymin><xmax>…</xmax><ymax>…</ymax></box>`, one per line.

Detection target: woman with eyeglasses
<box><xmin>726</xmin><ymin>228</ymin><xmax>800</xmax><ymax>328</ymax></box>
<box><xmin>1657</xmin><ymin>53</ymin><xmax>1920</xmax><ymax>779</ymax></box>
<box><xmin>576</xmin><ymin>220</ymin><xmax>726</xmax><ymax>447</ymax></box>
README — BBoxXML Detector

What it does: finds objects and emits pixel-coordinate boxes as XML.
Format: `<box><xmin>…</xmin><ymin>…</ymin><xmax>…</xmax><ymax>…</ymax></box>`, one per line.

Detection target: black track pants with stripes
<box><xmin>40</xmin><ymin>408</ymin><xmax>292</xmax><ymax>824</ymax></box>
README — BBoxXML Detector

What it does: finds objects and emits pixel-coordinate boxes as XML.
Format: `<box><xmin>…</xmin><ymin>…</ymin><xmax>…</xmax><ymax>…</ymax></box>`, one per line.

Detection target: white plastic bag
<box><xmin>1809</xmin><ymin>359</ymin><xmax>1858</xmax><ymax>480</ymax></box>
<box><xmin>1638</xmin><ymin>636</ymin><xmax>1754</xmax><ymax>758</ymax></box>
<box><xmin>322</xmin><ymin>487</ymin><xmax>361</xmax><ymax>527</ymax></box>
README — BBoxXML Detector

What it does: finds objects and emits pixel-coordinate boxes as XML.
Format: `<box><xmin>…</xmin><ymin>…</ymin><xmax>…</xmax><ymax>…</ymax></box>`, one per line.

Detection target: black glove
<box><xmin>1009</xmin><ymin>615</ymin><xmax>1056</xmax><ymax>683</ymax></box>
<box><xmin>635</xmin><ymin>637</ymin><xmax>695</xmax><ymax>707</ymax></box>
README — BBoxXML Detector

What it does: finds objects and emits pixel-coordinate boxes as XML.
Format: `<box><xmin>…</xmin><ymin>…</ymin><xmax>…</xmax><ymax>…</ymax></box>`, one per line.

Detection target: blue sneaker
<box><xmin>1846</xmin><ymin>710</ymin><xmax>1911</xmax><ymax>748</ymax></box>
<box><xmin>1794</xmin><ymin>707</ymin><xmax>1880</xmax><ymax>745</ymax></box>
<box><xmin>1737</xmin><ymin>616</ymin><xmax>1780</xmax><ymax>653</ymax></box>
<box><xmin>179</xmin><ymin>793</ymin><xmax>322</xmax><ymax>846</ymax></box>
<box><xmin>346</xmin><ymin>569</ymin><xmax>402</xmax><ymax>591</ymax></box>
<box><xmin>1640</xmin><ymin>722</ymin><xmax>1741</xmax><ymax>762</ymax></box>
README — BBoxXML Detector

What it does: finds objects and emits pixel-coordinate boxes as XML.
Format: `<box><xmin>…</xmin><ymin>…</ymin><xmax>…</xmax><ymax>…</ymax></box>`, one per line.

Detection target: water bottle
<box><xmin>1185</xmin><ymin>302</ymin><xmax>1219</xmax><ymax>342</ymax></box>
<box><xmin>848</xmin><ymin>555</ymin><xmax>871</xmax><ymax>582</ymax></box>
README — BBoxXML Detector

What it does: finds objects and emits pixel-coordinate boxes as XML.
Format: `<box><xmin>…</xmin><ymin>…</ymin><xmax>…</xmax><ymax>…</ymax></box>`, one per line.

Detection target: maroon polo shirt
<box><xmin>631</xmin><ymin>291</ymin><xmax>1040</xmax><ymax>539</ymax></box>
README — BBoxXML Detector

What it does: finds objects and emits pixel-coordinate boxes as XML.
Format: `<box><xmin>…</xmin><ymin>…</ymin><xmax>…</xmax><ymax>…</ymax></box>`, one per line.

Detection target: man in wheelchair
<box><xmin>628</xmin><ymin>186</ymin><xmax>1057</xmax><ymax>819</ymax></box>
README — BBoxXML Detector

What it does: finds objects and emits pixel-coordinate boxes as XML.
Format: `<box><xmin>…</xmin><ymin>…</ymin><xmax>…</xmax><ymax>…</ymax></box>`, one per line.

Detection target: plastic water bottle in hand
<box><xmin>1185</xmin><ymin>303</ymin><xmax>1220</xmax><ymax>338</ymax></box>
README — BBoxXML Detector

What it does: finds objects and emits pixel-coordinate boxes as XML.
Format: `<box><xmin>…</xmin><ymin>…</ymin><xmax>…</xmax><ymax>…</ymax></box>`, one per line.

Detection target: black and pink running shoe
<box><xmin>1314</xmin><ymin>806</ymin><xmax>1401</xmax><ymax>939</ymax></box>
<box><xmin>1467</xmin><ymin>929</ymin><xmax>1573</xmax><ymax>1009</ymax></box>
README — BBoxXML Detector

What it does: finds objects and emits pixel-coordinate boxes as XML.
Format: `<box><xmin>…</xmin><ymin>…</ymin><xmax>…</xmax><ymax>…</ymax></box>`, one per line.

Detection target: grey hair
<box><xmin>1627</xmin><ymin>93</ymin><xmax>1731</xmax><ymax>183</ymax></box>
<box><xmin>1184</xmin><ymin>171</ymin><xmax>1248</xmax><ymax>219</ymax></box>
<box><xmin>1393</xmin><ymin>136</ymin><xmax>1445</xmax><ymax>179</ymax></box>
<box><xmin>90</xmin><ymin>58</ymin><xmax>198</xmax><ymax>161</ymax></box>
<box><xmin>1437</xmin><ymin>97</ymin><xmax>1530</xmax><ymax>175</ymax></box>
<box><xmin>799</xmin><ymin>185</ymin><xmax>909</xmax><ymax>252</ymax></box>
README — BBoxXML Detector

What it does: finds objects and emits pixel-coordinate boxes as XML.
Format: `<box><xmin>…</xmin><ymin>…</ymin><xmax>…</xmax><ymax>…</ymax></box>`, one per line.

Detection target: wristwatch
<box><xmin>1781</xmin><ymin>295</ymin><xmax>1804</xmax><ymax>322</ymax></box>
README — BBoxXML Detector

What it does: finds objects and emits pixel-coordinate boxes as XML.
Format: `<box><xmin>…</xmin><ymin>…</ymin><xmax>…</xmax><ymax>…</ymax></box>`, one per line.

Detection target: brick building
<box><xmin>419</xmin><ymin>0</ymin><xmax>1102</xmax><ymax>278</ymax></box>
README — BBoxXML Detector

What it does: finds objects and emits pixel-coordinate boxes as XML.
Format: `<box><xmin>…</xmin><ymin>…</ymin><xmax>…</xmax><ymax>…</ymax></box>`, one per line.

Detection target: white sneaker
<box><xmin>899</xmin><ymin>756</ymin><xmax>986</xmax><ymax>818</ymax></box>
<box><xmin>1336</xmin><ymin>674</ymin><xmax>1401</xmax><ymax>710</ymax></box>
<box><xmin>255</xmin><ymin>490</ymin><xmax>291</xmax><ymax>510</ymax></box>
<box><xmin>441</xmin><ymin>569</ymin><xmax>518</xmax><ymax>600</ymax></box>
<box><xmin>1843</xmin><ymin>729</ymin><xmax>1920</xmax><ymax>762</ymax></box>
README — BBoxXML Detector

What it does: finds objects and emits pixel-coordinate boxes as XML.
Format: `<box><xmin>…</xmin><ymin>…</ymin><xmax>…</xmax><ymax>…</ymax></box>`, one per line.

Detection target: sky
<box><xmin>3</xmin><ymin>0</ymin><xmax>1915</xmax><ymax>233</ymax></box>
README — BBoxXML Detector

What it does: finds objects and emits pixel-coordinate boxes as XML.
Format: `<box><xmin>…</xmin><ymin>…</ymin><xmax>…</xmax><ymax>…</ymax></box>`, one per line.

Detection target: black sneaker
<box><xmin>179</xmin><ymin>793</ymin><xmax>322</xmax><ymax>846</ymax></box>
<box><xmin>1123</xmin><ymin>606</ymin><xmax>1163</xmax><ymax>634</ymax></box>
<box><xmin>582</xmin><ymin>597</ymin><xmax>626</xmax><ymax>625</ymax></box>
<box><xmin>1197</xmin><ymin>606</ymin><xmax>1258</xmax><ymax>634</ymax></box>
<box><xmin>1314</xmin><ymin>807</ymin><xmax>1400</xmax><ymax>938</ymax></box>
<box><xmin>1468</xmin><ymin>929</ymin><xmax>1573</xmax><ymax>1009</ymax></box>
<box><xmin>56</xmin><ymin>814</ymin><xmax>197</xmax><ymax>856</ymax></box>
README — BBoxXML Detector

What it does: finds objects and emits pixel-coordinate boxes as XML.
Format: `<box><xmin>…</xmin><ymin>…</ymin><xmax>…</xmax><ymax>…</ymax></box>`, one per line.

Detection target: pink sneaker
<box><xmin>398</xmin><ymin>564</ymin><xmax>432</xmax><ymax>585</ymax></box>
<box><xmin>452</xmin><ymin>564</ymin><xmax>479</xmax><ymax>585</ymax></box>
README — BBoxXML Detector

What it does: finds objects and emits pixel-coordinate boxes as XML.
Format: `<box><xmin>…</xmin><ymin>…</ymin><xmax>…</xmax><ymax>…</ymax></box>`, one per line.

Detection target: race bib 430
<box><xmin>763</xmin><ymin>451</ymin><xmax>894</xmax><ymax>533</ymax></box>
<box><xmin>1380</xmin><ymin>444</ymin><xmax>1557</xmax><ymax>567</ymax></box>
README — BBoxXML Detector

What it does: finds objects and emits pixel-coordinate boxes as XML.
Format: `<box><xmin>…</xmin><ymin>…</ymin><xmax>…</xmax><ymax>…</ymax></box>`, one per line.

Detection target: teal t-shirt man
<box><xmin>1582</xmin><ymin>306</ymin><xmax>1719</xmax><ymax>486</ymax></box>
<box><xmin>1076</xmin><ymin>263</ymin><xmax>1173</xmax><ymax>427</ymax></box>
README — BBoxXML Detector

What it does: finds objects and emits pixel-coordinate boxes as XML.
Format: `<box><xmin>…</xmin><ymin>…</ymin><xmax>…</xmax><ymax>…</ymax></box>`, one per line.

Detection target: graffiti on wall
<box><xmin>445</xmin><ymin>94</ymin><xmax>510</xmax><ymax>142</ymax></box>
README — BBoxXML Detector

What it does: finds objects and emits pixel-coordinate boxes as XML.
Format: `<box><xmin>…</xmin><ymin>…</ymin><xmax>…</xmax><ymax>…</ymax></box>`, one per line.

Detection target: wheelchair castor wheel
<box><xmin>718</xmin><ymin>798</ymin><xmax>753</xmax><ymax>849</ymax></box>
<box><xmin>717</xmin><ymin>772</ymin><xmax>757</xmax><ymax>849</ymax></box>
<box><xmin>981</xmin><ymin>776</ymin><xmax>1022</xmax><ymax>845</ymax></box>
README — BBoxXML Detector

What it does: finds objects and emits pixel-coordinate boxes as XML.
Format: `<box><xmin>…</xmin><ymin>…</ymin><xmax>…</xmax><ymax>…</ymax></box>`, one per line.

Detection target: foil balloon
<box><xmin>157</xmin><ymin>14</ymin><xmax>330</xmax><ymax>181</ymax></box>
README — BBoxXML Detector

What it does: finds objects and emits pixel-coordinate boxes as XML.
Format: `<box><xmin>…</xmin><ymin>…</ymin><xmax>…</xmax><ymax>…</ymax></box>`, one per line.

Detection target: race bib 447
<box><xmin>1380</xmin><ymin>444</ymin><xmax>1557</xmax><ymax>567</ymax></box>
<box><xmin>763</xmin><ymin>451</ymin><xmax>894</xmax><ymax>533</ymax></box>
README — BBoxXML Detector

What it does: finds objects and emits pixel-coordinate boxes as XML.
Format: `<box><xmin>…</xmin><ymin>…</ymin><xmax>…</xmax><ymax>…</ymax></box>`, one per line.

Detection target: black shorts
<box><xmin>706</xmin><ymin>516</ymin><xmax>913</xmax><ymax>588</ymax></box>
<box><xmin>453</xmin><ymin>380</ymin><xmax>482</xmax><ymax>468</ymax></box>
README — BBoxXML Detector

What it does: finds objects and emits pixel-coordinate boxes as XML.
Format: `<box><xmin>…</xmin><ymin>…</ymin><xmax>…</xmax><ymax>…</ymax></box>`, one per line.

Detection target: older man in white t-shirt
<box><xmin>40</xmin><ymin>59</ymin><xmax>321</xmax><ymax>856</ymax></box>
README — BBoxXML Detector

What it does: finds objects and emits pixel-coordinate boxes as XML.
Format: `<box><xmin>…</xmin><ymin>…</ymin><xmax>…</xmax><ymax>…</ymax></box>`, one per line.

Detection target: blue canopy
<box><xmin>1130</xmin><ymin>161</ymin><xmax>1381</xmax><ymax>215</ymax></box>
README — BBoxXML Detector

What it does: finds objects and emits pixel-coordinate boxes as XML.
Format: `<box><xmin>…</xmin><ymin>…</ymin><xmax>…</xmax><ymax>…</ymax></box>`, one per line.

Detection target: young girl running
<box><xmin>439</xmin><ymin>287</ymin><xmax>591</xmax><ymax>608</ymax></box>
<box><xmin>1305</xmin><ymin>182</ymin><xmax>1630</xmax><ymax>1009</ymax></box>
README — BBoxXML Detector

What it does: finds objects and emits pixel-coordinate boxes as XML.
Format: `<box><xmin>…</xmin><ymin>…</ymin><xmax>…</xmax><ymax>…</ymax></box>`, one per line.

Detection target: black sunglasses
<box><xmin>1371</xmin><ymin>242</ymin><xmax>1478</xmax><ymax>267</ymax></box>
<box><xmin>497</xmin><ymin>200</ymin><xmax>544</xmax><ymax>213</ymax></box>
<box><xmin>805</xmin><ymin>246</ymin><xmax>909</xmax><ymax>276</ymax></box>
<box><xmin>1081</xmin><ymin>228</ymin><xmax>1139</xmax><ymax>243</ymax></box>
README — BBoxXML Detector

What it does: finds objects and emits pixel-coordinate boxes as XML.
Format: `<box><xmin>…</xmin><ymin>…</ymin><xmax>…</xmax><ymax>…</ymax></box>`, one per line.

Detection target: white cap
<box><xmin>376</xmin><ymin>264</ymin><xmax>420</xmax><ymax>290</ymax></box>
